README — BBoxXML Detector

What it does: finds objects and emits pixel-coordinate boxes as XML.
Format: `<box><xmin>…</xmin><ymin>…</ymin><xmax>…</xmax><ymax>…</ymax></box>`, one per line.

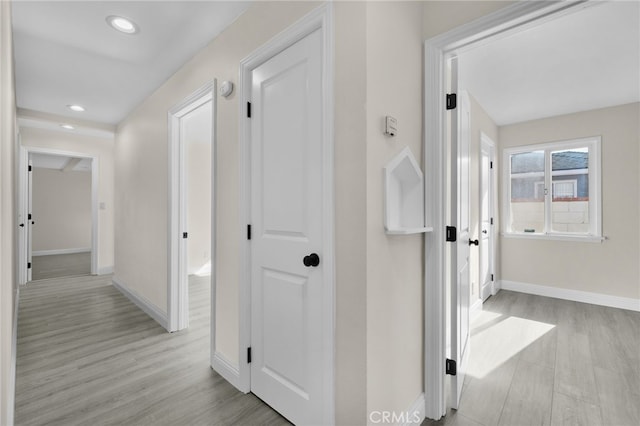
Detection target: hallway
<box><xmin>14</xmin><ymin>275</ymin><xmax>288</xmax><ymax>425</ymax></box>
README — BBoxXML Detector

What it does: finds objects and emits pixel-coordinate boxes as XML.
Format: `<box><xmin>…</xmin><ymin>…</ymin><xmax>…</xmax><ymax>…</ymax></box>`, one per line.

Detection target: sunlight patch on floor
<box><xmin>466</xmin><ymin>315</ymin><xmax>555</xmax><ymax>379</ymax></box>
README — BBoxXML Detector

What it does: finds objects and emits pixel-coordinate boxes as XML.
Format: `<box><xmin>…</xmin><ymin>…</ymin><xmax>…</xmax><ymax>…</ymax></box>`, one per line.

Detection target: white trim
<box><xmin>423</xmin><ymin>0</ymin><xmax>594</xmax><ymax>420</ymax></box>
<box><xmin>501</xmin><ymin>280</ymin><xmax>640</xmax><ymax>312</ymax></box>
<box><xmin>401</xmin><ymin>392</ymin><xmax>426</xmax><ymax>426</ymax></box>
<box><xmin>167</xmin><ymin>81</ymin><xmax>216</xmax><ymax>333</ymax></box>
<box><xmin>8</xmin><ymin>286</ymin><xmax>20</xmax><ymax>426</ymax></box>
<box><xmin>211</xmin><ymin>352</ymin><xmax>241</xmax><ymax>390</ymax></box>
<box><xmin>21</xmin><ymin>147</ymin><xmax>99</xmax><ymax>278</ymax></box>
<box><xmin>238</xmin><ymin>4</ymin><xmax>335</xmax><ymax>424</ymax></box>
<box><xmin>97</xmin><ymin>265</ymin><xmax>113</xmax><ymax>275</ymax></box>
<box><xmin>480</xmin><ymin>133</ymin><xmax>497</xmax><ymax>304</ymax></box>
<box><xmin>32</xmin><ymin>247</ymin><xmax>91</xmax><ymax>256</ymax></box>
<box><xmin>502</xmin><ymin>232</ymin><xmax>605</xmax><ymax>243</ymax></box>
<box><xmin>470</xmin><ymin>298</ymin><xmax>483</xmax><ymax>321</ymax></box>
<box><xmin>112</xmin><ymin>277</ymin><xmax>169</xmax><ymax>330</ymax></box>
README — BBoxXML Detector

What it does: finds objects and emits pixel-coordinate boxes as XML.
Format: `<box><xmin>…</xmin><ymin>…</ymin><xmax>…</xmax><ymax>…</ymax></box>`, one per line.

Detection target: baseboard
<box><xmin>8</xmin><ymin>286</ymin><xmax>20</xmax><ymax>426</ymax></box>
<box><xmin>32</xmin><ymin>247</ymin><xmax>91</xmax><ymax>256</ymax></box>
<box><xmin>401</xmin><ymin>392</ymin><xmax>426</xmax><ymax>426</ymax></box>
<box><xmin>112</xmin><ymin>277</ymin><xmax>169</xmax><ymax>331</ymax></box>
<box><xmin>97</xmin><ymin>265</ymin><xmax>114</xmax><ymax>275</ymax></box>
<box><xmin>501</xmin><ymin>280</ymin><xmax>640</xmax><ymax>312</ymax></box>
<box><xmin>212</xmin><ymin>352</ymin><xmax>242</xmax><ymax>392</ymax></box>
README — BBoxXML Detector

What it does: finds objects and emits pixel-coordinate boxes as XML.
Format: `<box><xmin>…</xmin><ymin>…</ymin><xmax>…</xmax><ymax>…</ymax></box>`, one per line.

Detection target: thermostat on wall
<box><xmin>384</xmin><ymin>116</ymin><xmax>397</xmax><ymax>137</ymax></box>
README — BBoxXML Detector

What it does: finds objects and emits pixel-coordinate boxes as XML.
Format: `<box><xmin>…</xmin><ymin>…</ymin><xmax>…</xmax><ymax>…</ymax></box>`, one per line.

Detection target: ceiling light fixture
<box><xmin>60</xmin><ymin>124</ymin><xmax>75</xmax><ymax>130</ymax></box>
<box><xmin>68</xmin><ymin>104</ymin><xmax>85</xmax><ymax>112</ymax></box>
<box><xmin>106</xmin><ymin>15</ymin><xmax>139</xmax><ymax>34</ymax></box>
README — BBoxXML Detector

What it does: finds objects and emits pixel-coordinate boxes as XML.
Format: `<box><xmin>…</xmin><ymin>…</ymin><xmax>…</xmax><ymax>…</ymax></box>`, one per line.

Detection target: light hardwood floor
<box><xmin>15</xmin><ymin>274</ymin><xmax>289</xmax><ymax>426</ymax></box>
<box><xmin>424</xmin><ymin>290</ymin><xmax>640</xmax><ymax>426</ymax></box>
<box><xmin>31</xmin><ymin>252</ymin><xmax>91</xmax><ymax>281</ymax></box>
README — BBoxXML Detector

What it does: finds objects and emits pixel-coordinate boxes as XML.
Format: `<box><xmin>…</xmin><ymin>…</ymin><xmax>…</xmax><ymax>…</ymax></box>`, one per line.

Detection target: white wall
<box><xmin>184</xmin><ymin>101</ymin><xmax>212</xmax><ymax>275</ymax></box>
<box><xmin>499</xmin><ymin>103</ymin><xmax>640</xmax><ymax>300</ymax></box>
<box><xmin>20</xmin><ymin>127</ymin><xmax>115</xmax><ymax>273</ymax></box>
<box><xmin>0</xmin><ymin>1</ymin><xmax>17</xmax><ymax>423</ymax></box>
<box><xmin>32</xmin><ymin>168</ymin><xmax>91</xmax><ymax>253</ymax></box>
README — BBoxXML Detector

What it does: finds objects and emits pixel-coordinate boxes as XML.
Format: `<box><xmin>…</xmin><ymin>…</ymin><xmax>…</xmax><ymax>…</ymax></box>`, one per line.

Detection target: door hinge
<box><xmin>183</xmin><ymin>232</ymin><xmax>188</xmax><ymax>239</ymax></box>
<box><xmin>446</xmin><ymin>358</ymin><xmax>457</xmax><ymax>375</ymax></box>
<box><xmin>28</xmin><ymin>165</ymin><xmax>32</xmax><ymax>172</ymax></box>
<box><xmin>490</xmin><ymin>217</ymin><xmax>494</xmax><ymax>225</ymax></box>
<box><xmin>28</xmin><ymin>213</ymin><xmax>32</xmax><ymax>220</ymax></box>
<box><xmin>491</xmin><ymin>273</ymin><xmax>494</xmax><ymax>281</ymax></box>
<box><xmin>247</xmin><ymin>102</ymin><xmax>251</xmax><ymax>118</ymax></box>
<box><xmin>490</xmin><ymin>161</ymin><xmax>493</xmax><ymax>169</ymax></box>
<box><xmin>247</xmin><ymin>224</ymin><xmax>251</xmax><ymax>240</ymax></box>
<box><xmin>446</xmin><ymin>93</ymin><xmax>457</xmax><ymax>110</ymax></box>
<box><xmin>247</xmin><ymin>347</ymin><xmax>252</xmax><ymax>363</ymax></box>
<box><xmin>27</xmin><ymin>262</ymin><xmax>31</xmax><ymax>269</ymax></box>
<box><xmin>446</xmin><ymin>226</ymin><xmax>457</xmax><ymax>242</ymax></box>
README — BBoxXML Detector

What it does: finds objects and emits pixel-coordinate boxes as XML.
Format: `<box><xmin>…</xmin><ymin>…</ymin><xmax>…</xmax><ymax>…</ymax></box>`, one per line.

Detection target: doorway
<box><xmin>479</xmin><ymin>134</ymin><xmax>496</xmax><ymax>302</ymax></box>
<box><xmin>168</xmin><ymin>82</ymin><xmax>215</xmax><ymax>334</ymax></box>
<box><xmin>237</xmin><ymin>5</ymin><xmax>335</xmax><ymax>425</ymax></box>
<box><xmin>18</xmin><ymin>147</ymin><xmax>98</xmax><ymax>284</ymax></box>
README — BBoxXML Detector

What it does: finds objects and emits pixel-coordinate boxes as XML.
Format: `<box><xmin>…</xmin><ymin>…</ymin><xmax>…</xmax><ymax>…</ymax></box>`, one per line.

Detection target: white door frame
<box><xmin>18</xmin><ymin>146</ymin><xmax>99</xmax><ymax>283</ymax></box>
<box><xmin>423</xmin><ymin>1</ymin><xmax>598</xmax><ymax>419</ymax></box>
<box><xmin>167</xmin><ymin>81</ymin><xmax>216</xmax><ymax>333</ymax></box>
<box><xmin>235</xmin><ymin>4</ymin><xmax>334</xmax><ymax>424</ymax></box>
<box><xmin>479</xmin><ymin>132</ymin><xmax>497</xmax><ymax>301</ymax></box>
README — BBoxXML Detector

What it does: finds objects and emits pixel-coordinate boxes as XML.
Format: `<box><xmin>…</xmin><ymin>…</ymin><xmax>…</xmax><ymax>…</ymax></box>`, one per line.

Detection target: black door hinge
<box><xmin>446</xmin><ymin>93</ymin><xmax>457</xmax><ymax>110</ymax></box>
<box><xmin>490</xmin><ymin>217</ymin><xmax>494</xmax><ymax>225</ymax></box>
<box><xmin>446</xmin><ymin>358</ymin><xmax>457</xmax><ymax>375</ymax></box>
<box><xmin>183</xmin><ymin>232</ymin><xmax>188</xmax><ymax>239</ymax></box>
<box><xmin>27</xmin><ymin>262</ymin><xmax>31</xmax><ymax>269</ymax></box>
<box><xmin>490</xmin><ymin>161</ymin><xmax>493</xmax><ymax>169</ymax></box>
<box><xmin>446</xmin><ymin>226</ymin><xmax>457</xmax><ymax>242</ymax></box>
<box><xmin>247</xmin><ymin>347</ymin><xmax>252</xmax><ymax>363</ymax></box>
<box><xmin>491</xmin><ymin>273</ymin><xmax>494</xmax><ymax>281</ymax></box>
<box><xmin>28</xmin><ymin>165</ymin><xmax>32</xmax><ymax>172</ymax></box>
<box><xmin>247</xmin><ymin>224</ymin><xmax>251</xmax><ymax>240</ymax></box>
<box><xmin>28</xmin><ymin>213</ymin><xmax>32</xmax><ymax>220</ymax></box>
<box><xmin>247</xmin><ymin>102</ymin><xmax>251</xmax><ymax>118</ymax></box>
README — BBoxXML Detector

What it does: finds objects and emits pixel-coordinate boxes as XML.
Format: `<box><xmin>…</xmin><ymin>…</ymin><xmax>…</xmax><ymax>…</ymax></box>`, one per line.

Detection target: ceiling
<box><xmin>32</xmin><ymin>153</ymin><xmax>92</xmax><ymax>172</ymax></box>
<box><xmin>12</xmin><ymin>1</ymin><xmax>251</xmax><ymax>126</ymax></box>
<box><xmin>459</xmin><ymin>1</ymin><xmax>640</xmax><ymax>126</ymax></box>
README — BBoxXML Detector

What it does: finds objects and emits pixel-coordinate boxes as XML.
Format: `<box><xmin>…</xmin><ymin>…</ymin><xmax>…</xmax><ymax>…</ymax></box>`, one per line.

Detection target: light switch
<box><xmin>384</xmin><ymin>116</ymin><xmax>397</xmax><ymax>137</ymax></box>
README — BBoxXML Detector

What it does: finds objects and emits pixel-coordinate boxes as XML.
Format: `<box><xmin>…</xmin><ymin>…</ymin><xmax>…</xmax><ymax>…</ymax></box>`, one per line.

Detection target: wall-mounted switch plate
<box><xmin>384</xmin><ymin>116</ymin><xmax>397</xmax><ymax>137</ymax></box>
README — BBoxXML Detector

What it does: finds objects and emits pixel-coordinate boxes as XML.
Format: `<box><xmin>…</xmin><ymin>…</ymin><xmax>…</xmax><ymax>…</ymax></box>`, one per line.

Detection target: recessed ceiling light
<box><xmin>68</xmin><ymin>104</ymin><xmax>85</xmax><ymax>112</ymax></box>
<box><xmin>60</xmin><ymin>124</ymin><xmax>75</xmax><ymax>130</ymax></box>
<box><xmin>106</xmin><ymin>15</ymin><xmax>138</xmax><ymax>34</ymax></box>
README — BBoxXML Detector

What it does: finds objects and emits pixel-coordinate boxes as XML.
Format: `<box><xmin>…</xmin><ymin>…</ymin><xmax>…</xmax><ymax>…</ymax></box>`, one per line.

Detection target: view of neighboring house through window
<box><xmin>504</xmin><ymin>137</ymin><xmax>601</xmax><ymax>239</ymax></box>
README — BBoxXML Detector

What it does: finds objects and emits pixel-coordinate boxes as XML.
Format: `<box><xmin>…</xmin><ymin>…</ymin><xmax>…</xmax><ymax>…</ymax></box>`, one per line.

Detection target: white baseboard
<box><xmin>8</xmin><ymin>286</ymin><xmax>20</xmax><ymax>426</ymax></box>
<box><xmin>493</xmin><ymin>279</ymin><xmax>502</xmax><ymax>294</ymax></box>
<box><xmin>500</xmin><ymin>280</ymin><xmax>640</xmax><ymax>312</ymax></box>
<box><xmin>112</xmin><ymin>277</ymin><xmax>169</xmax><ymax>331</ymax></box>
<box><xmin>32</xmin><ymin>247</ymin><xmax>91</xmax><ymax>256</ymax></box>
<box><xmin>212</xmin><ymin>352</ymin><xmax>242</xmax><ymax>392</ymax></box>
<box><xmin>97</xmin><ymin>265</ymin><xmax>113</xmax><ymax>275</ymax></box>
<box><xmin>401</xmin><ymin>392</ymin><xmax>426</xmax><ymax>426</ymax></box>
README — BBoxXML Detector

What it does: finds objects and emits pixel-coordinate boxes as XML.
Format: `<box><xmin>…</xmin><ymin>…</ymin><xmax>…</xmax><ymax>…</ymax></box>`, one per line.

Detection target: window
<box><xmin>503</xmin><ymin>137</ymin><xmax>601</xmax><ymax>240</ymax></box>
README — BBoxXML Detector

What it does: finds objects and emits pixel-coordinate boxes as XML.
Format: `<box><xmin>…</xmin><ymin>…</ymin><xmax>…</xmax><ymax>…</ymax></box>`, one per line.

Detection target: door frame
<box><xmin>479</xmin><ymin>132</ymin><xmax>497</xmax><ymax>301</ymax></box>
<box><xmin>423</xmin><ymin>0</ymin><xmax>598</xmax><ymax>419</ymax></box>
<box><xmin>167</xmin><ymin>81</ymin><xmax>216</xmax><ymax>333</ymax></box>
<box><xmin>235</xmin><ymin>4</ymin><xmax>334</xmax><ymax>424</ymax></box>
<box><xmin>18</xmin><ymin>146</ymin><xmax>99</xmax><ymax>283</ymax></box>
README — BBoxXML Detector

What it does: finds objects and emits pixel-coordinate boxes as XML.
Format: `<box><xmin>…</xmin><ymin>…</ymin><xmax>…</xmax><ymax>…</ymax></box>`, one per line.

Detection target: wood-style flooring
<box><xmin>424</xmin><ymin>290</ymin><xmax>640</xmax><ymax>426</ymax></box>
<box><xmin>15</xmin><ymin>274</ymin><xmax>289</xmax><ymax>426</ymax></box>
<box><xmin>31</xmin><ymin>252</ymin><xmax>91</xmax><ymax>281</ymax></box>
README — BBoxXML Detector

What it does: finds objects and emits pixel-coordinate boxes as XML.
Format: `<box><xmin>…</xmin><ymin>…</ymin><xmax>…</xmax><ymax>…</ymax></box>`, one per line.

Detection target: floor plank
<box><xmin>31</xmin><ymin>252</ymin><xmax>91</xmax><ymax>281</ymax></box>
<box><xmin>15</xmin><ymin>274</ymin><xmax>289</xmax><ymax>426</ymax></box>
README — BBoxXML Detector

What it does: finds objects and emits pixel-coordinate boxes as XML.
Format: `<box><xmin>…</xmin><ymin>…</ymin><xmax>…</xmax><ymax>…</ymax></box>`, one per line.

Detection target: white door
<box><xmin>250</xmin><ymin>29</ymin><xmax>324</xmax><ymax>425</ymax></box>
<box><xmin>479</xmin><ymin>138</ymin><xmax>494</xmax><ymax>301</ymax></box>
<box><xmin>27</xmin><ymin>155</ymin><xmax>33</xmax><ymax>282</ymax></box>
<box><xmin>449</xmin><ymin>71</ymin><xmax>471</xmax><ymax>409</ymax></box>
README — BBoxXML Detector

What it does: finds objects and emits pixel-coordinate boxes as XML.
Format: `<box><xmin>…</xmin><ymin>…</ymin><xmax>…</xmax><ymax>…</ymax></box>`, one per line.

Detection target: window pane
<box><xmin>510</xmin><ymin>150</ymin><xmax>544</xmax><ymax>232</ymax></box>
<box><xmin>551</xmin><ymin>148</ymin><xmax>589</xmax><ymax>233</ymax></box>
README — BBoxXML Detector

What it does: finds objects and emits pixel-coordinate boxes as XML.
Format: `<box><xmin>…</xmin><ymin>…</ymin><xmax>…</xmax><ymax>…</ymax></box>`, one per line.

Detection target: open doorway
<box><xmin>168</xmin><ymin>82</ymin><xmax>215</xmax><ymax>334</ymax></box>
<box><xmin>18</xmin><ymin>147</ymin><xmax>98</xmax><ymax>283</ymax></box>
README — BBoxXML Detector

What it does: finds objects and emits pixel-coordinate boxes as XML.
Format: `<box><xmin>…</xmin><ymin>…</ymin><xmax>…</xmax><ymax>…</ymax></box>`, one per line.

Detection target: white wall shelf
<box><xmin>384</xmin><ymin>147</ymin><xmax>429</xmax><ymax>235</ymax></box>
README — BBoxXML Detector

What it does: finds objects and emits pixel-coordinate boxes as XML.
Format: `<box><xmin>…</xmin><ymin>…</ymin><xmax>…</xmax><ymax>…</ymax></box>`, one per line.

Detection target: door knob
<box><xmin>468</xmin><ymin>239</ymin><xmax>479</xmax><ymax>246</ymax></box>
<box><xmin>482</xmin><ymin>230</ymin><xmax>488</xmax><ymax>234</ymax></box>
<box><xmin>303</xmin><ymin>253</ymin><xmax>320</xmax><ymax>267</ymax></box>
<box><xmin>19</xmin><ymin>223</ymin><xmax>24</xmax><ymax>227</ymax></box>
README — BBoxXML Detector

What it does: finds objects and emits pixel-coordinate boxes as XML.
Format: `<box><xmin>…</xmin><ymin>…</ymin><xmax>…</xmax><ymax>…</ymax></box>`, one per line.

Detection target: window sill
<box><xmin>501</xmin><ymin>232</ymin><xmax>605</xmax><ymax>243</ymax></box>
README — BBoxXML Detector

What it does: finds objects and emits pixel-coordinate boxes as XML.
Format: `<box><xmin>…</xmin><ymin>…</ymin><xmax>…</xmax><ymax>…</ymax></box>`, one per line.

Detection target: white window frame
<box><xmin>503</xmin><ymin>136</ymin><xmax>602</xmax><ymax>242</ymax></box>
